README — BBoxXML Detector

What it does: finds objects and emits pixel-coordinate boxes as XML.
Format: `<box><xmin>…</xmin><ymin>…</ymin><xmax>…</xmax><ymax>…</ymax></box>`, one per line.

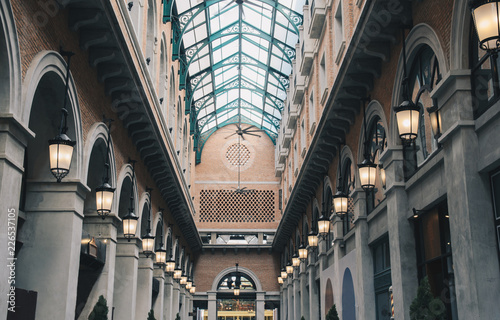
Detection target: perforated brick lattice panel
<box><xmin>348</xmin><ymin>197</ymin><xmax>355</xmax><ymax>226</ymax></box>
<box><xmin>226</xmin><ymin>144</ymin><xmax>251</xmax><ymax>167</ymax></box>
<box><xmin>199</xmin><ymin>190</ymin><xmax>275</xmax><ymax>223</ymax></box>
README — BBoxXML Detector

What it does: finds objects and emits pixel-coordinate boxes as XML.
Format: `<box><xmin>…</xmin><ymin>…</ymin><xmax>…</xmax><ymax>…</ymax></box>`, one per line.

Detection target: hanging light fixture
<box><xmin>379</xmin><ymin>164</ymin><xmax>387</xmax><ymax>189</ymax></box>
<box><xmin>292</xmin><ymin>252</ymin><xmax>300</xmax><ymax>268</ymax></box>
<box><xmin>308</xmin><ymin>229</ymin><xmax>318</xmax><ymax>249</ymax></box>
<box><xmin>358</xmin><ymin>98</ymin><xmax>377</xmax><ymax>191</ymax></box>
<box><xmin>166</xmin><ymin>252</ymin><xmax>176</xmax><ymax>274</ymax></box>
<box><xmin>142</xmin><ymin>187</ymin><xmax>155</xmax><ymax>258</ymax></box>
<box><xmin>470</xmin><ymin>0</ymin><xmax>500</xmax><ymax>51</ymax></box>
<box><xmin>174</xmin><ymin>266</ymin><xmax>182</xmax><ymax>280</ymax></box>
<box><xmin>280</xmin><ymin>267</ymin><xmax>288</xmax><ymax>280</ymax></box>
<box><xmin>333</xmin><ymin>158</ymin><xmax>349</xmax><ymax>215</ymax></box>
<box><xmin>49</xmin><ymin>49</ymin><xmax>76</xmax><ymax>183</ymax></box>
<box><xmin>96</xmin><ymin>117</ymin><xmax>115</xmax><ymax>217</ymax></box>
<box><xmin>190</xmin><ymin>284</ymin><xmax>196</xmax><ymax>294</ymax></box>
<box><xmin>298</xmin><ymin>241</ymin><xmax>308</xmax><ymax>261</ymax></box>
<box><xmin>317</xmin><ymin>213</ymin><xmax>331</xmax><ymax>239</ymax></box>
<box><xmin>234</xmin><ymin>263</ymin><xmax>241</xmax><ymax>296</ymax></box>
<box><xmin>394</xmin><ymin>29</ymin><xmax>421</xmax><ymax>142</ymax></box>
<box><xmin>180</xmin><ymin>272</ymin><xmax>188</xmax><ymax>286</ymax></box>
<box><xmin>278</xmin><ymin>276</ymin><xmax>284</xmax><ymax>285</ymax></box>
<box><xmin>286</xmin><ymin>260</ymin><xmax>293</xmax><ymax>276</ymax></box>
<box><xmin>186</xmin><ymin>277</ymin><xmax>193</xmax><ymax>290</ymax></box>
<box><xmin>123</xmin><ymin>159</ymin><xmax>139</xmax><ymax>241</ymax></box>
<box><xmin>155</xmin><ymin>211</ymin><xmax>167</xmax><ymax>266</ymax></box>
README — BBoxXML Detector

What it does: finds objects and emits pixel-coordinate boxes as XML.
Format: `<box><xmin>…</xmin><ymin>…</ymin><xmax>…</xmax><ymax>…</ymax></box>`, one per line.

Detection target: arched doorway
<box><xmin>216</xmin><ymin>269</ymin><xmax>257</xmax><ymax>320</ymax></box>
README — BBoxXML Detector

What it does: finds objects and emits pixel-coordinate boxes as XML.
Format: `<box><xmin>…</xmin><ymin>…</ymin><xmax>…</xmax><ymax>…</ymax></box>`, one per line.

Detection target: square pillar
<box><xmin>77</xmin><ymin>215</ymin><xmax>120</xmax><ymax>320</ymax></box>
<box><xmin>164</xmin><ymin>275</ymin><xmax>174</xmax><ymax>320</ymax></box>
<box><xmin>153</xmin><ymin>268</ymin><xmax>165</xmax><ymax>320</ymax></box>
<box><xmin>293</xmin><ymin>270</ymin><xmax>301</xmax><ymax>319</ymax></box>
<box><xmin>113</xmin><ymin>238</ymin><xmax>140</xmax><ymax>320</ymax></box>
<box><xmin>136</xmin><ymin>255</ymin><xmax>154</xmax><ymax>319</ymax></box>
<box><xmin>16</xmin><ymin>181</ymin><xmax>88</xmax><ymax>320</ymax></box>
<box><xmin>287</xmin><ymin>277</ymin><xmax>294</xmax><ymax>320</ymax></box>
<box><xmin>281</xmin><ymin>285</ymin><xmax>288</xmax><ymax>320</ymax></box>
<box><xmin>308</xmin><ymin>264</ymin><xmax>319</xmax><ymax>320</ymax></box>
<box><xmin>207</xmin><ymin>291</ymin><xmax>217</xmax><ymax>320</ymax></box>
<box><xmin>299</xmin><ymin>262</ymin><xmax>309</xmax><ymax>320</ymax></box>
<box><xmin>172</xmin><ymin>281</ymin><xmax>181</xmax><ymax>318</ymax></box>
<box><xmin>256</xmin><ymin>292</ymin><xmax>265</xmax><ymax>320</ymax></box>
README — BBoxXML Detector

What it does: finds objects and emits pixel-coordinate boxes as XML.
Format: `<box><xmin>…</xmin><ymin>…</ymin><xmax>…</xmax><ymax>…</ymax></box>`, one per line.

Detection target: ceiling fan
<box><xmin>230</xmin><ymin>132</ymin><xmax>255</xmax><ymax>194</ymax></box>
<box><xmin>215</xmin><ymin>0</ymin><xmax>271</xmax><ymax>19</ymax></box>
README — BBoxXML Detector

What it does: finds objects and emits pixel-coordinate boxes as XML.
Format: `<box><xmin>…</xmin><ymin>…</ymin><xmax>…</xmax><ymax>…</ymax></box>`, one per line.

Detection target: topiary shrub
<box><xmin>409</xmin><ymin>277</ymin><xmax>446</xmax><ymax>320</ymax></box>
<box><xmin>326</xmin><ymin>304</ymin><xmax>339</xmax><ymax>320</ymax></box>
<box><xmin>88</xmin><ymin>295</ymin><xmax>108</xmax><ymax>320</ymax></box>
<box><xmin>147</xmin><ymin>309</ymin><xmax>156</xmax><ymax>320</ymax></box>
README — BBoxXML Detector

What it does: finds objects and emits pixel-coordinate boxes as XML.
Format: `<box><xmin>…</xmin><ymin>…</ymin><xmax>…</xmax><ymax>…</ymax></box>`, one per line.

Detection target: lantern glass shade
<box><xmin>142</xmin><ymin>233</ymin><xmax>155</xmax><ymax>257</ymax></box>
<box><xmin>122</xmin><ymin>212</ymin><xmax>138</xmax><ymax>240</ymax></box>
<box><xmin>281</xmin><ymin>269</ymin><xmax>288</xmax><ymax>279</ymax></box>
<box><xmin>308</xmin><ymin>232</ymin><xmax>318</xmax><ymax>248</ymax></box>
<box><xmin>358</xmin><ymin>159</ymin><xmax>377</xmax><ymax>190</ymax></box>
<box><xmin>317</xmin><ymin>215</ymin><xmax>330</xmax><ymax>236</ymax></box>
<box><xmin>286</xmin><ymin>264</ymin><xmax>293</xmax><ymax>275</ymax></box>
<box><xmin>155</xmin><ymin>248</ymin><xmax>167</xmax><ymax>265</ymax></box>
<box><xmin>298</xmin><ymin>245</ymin><xmax>308</xmax><ymax>260</ymax></box>
<box><xmin>379</xmin><ymin>166</ymin><xmax>387</xmax><ymax>189</ymax></box>
<box><xmin>186</xmin><ymin>280</ymin><xmax>192</xmax><ymax>290</ymax></box>
<box><xmin>333</xmin><ymin>190</ymin><xmax>348</xmax><ymax>215</ymax></box>
<box><xmin>292</xmin><ymin>255</ymin><xmax>300</xmax><ymax>267</ymax></box>
<box><xmin>427</xmin><ymin>106</ymin><xmax>442</xmax><ymax>138</ymax></box>
<box><xmin>96</xmin><ymin>183</ymin><xmax>115</xmax><ymax>216</ymax></box>
<box><xmin>278</xmin><ymin>276</ymin><xmax>283</xmax><ymax>284</ymax></box>
<box><xmin>49</xmin><ymin>134</ymin><xmax>75</xmax><ymax>182</ymax></box>
<box><xmin>190</xmin><ymin>286</ymin><xmax>196</xmax><ymax>294</ymax></box>
<box><xmin>471</xmin><ymin>1</ymin><xmax>500</xmax><ymax>51</ymax></box>
<box><xmin>234</xmin><ymin>288</ymin><xmax>240</xmax><ymax>296</ymax></box>
<box><xmin>174</xmin><ymin>268</ymin><xmax>182</xmax><ymax>280</ymax></box>
<box><xmin>180</xmin><ymin>275</ymin><xmax>187</xmax><ymax>285</ymax></box>
<box><xmin>394</xmin><ymin>100</ymin><xmax>420</xmax><ymax>141</ymax></box>
<box><xmin>166</xmin><ymin>258</ymin><xmax>176</xmax><ymax>273</ymax></box>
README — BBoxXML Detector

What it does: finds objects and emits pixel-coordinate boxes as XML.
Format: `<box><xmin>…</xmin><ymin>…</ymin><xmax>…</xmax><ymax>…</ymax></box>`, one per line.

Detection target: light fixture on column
<box><xmin>123</xmin><ymin>159</ymin><xmax>138</xmax><ymax>241</ymax></box>
<box><xmin>317</xmin><ymin>212</ymin><xmax>330</xmax><ymax>239</ymax></box>
<box><xmin>278</xmin><ymin>276</ymin><xmax>284</xmax><ymax>285</ymax></box>
<box><xmin>180</xmin><ymin>272</ymin><xmax>188</xmax><ymax>286</ymax></box>
<box><xmin>166</xmin><ymin>251</ymin><xmax>176</xmax><ymax>274</ymax></box>
<box><xmin>358</xmin><ymin>97</ymin><xmax>377</xmax><ymax>191</ymax></box>
<box><xmin>141</xmin><ymin>187</ymin><xmax>155</xmax><ymax>258</ymax></box>
<box><xmin>470</xmin><ymin>0</ymin><xmax>500</xmax><ymax>51</ymax></box>
<box><xmin>190</xmin><ymin>284</ymin><xmax>196</xmax><ymax>294</ymax></box>
<box><xmin>174</xmin><ymin>266</ymin><xmax>182</xmax><ymax>281</ymax></box>
<box><xmin>427</xmin><ymin>104</ymin><xmax>442</xmax><ymax>139</ymax></box>
<box><xmin>308</xmin><ymin>229</ymin><xmax>318</xmax><ymax>249</ymax></box>
<box><xmin>298</xmin><ymin>241</ymin><xmax>308</xmax><ymax>261</ymax></box>
<box><xmin>234</xmin><ymin>263</ymin><xmax>241</xmax><ymax>296</ymax></box>
<box><xmin>155</xmin><ymin>211</ymin><xmax>167</xmax><ymax>266</ymax></box>
<box><xmin>333</xmin><ymin>160</ymin><xmax>349</xmax><ymax>215</ymax></box>
<box><xmin>280</xmin><ymin>267</ymin><xmax>288</xmax><ymax>280</ymax></box>
<box><xmin>96</xmin><ymin>116</ymin><xmax>115</xmax><ymax>218</ymax></box>
<box><xmin>286</xmin><ymin>260</ymin><xmax>293</xmax><ymax>276</ymax></box>
<box><xmin>292</xmin><ymin>252</ymin><xmax>300</xmax><ymax>268</ymax></box>
<box><xmin>379</xmin><ymin>164</ymin><xmax>387</xmax><ymax>189</ymax></box>
<box><xmin>49</xmin><ymin>48</ymin><xmax>76</xmax><ymax>183</ymax></box>
<box><xmin>186</xmin><ymin>277</ymin><xmax>193</xmax><ymax>290</ymax></box>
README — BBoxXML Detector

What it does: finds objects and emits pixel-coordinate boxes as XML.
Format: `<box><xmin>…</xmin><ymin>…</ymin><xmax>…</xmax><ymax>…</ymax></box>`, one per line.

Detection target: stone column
<box><xmin>135</xmin><ymin>254</ymin><xmax>154</xmax><ymax>319</ymax></box>
<box><xmin>256</xmin><ymin>292</ymin><xmax>265</xmax><ymax>320</ymax></box>
<box><xmin>352</xmin><ymin>189</ymin><xmax>375</xmax><ymax>319</ymax></box>
<box><xmin>180</xmin><ymin>287</ymin><xmax>186</xmax><ymax>319</ymax></box>
<box><xmin>299</xmin><ymin>261</ymin><xmax>309</xmax><ymax>320</ymax></box>
<box><xmin>153</xmin><ymin>268</ymin><xmax>165</xmax><ymax>320</ymax></box>
<box><xmin>113</xmin><ymin>238</ymin><xmax>140</xmax><ymax>320</ymax></box>
<box><xmin>0</xmin><ymin>116</ymin><xmax>32</xmax><ymax>319</ymax></box>
<box><xmin>16</xmin><ymin>181</ymin><xmax>88</xmax><ymax>320</ymax></box>
<box><xmin>381</xmin><ymin>146</ymin><xmax>418</xmax><ymax>320</ymax></box>
<box><xmin>207</xmin><ymin>291</ymin><xmax>217</xmax><ymax>320</ymax></box>
<box><xmin>287</xmin><ymin>277</ymin><xmax>294</xmax><ymax>320</ymax></box>
<box><xmin>308</xmin><ymin>254</ymin><xmax>319</xmax><ymax>320</ymax></box>
<box><xmin>77</xmin><ymin>215</ymin><xmax>119</xmax><ymax>320</ymax></box>
<box><xmin>281</xmin><ymin>283</ymin><xmax>288</xmax><ymax>320</ymax></box>
<box><xmin>332</xmin><ymin>215</ymin><xmax>343</xmax><ymax>316</ymax></box>
<box><xmin>293</xmin><ymin>269</ymin><xmax>301</xmax><ymax>319</ymax></box>
<box><xmin>164</xmin><ymin>274</ymin><xmax>174</xmax><ymax>320</ymax></box>
<box><xmin>172</xmin><ymin>281</ymin><xmax>181</xmax><ymax>318</ymax></box>
<box><xmin>435</xmin><ymin>71</ymin><xmax>500</xmax><ymax>319</ymax></box>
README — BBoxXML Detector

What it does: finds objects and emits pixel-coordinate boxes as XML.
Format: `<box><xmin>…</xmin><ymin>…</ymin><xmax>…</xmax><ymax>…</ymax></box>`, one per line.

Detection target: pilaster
<box><xmin>135</xmin><ymin>254</ymin><xmax>154</xmax><ymax>319</ymax></box>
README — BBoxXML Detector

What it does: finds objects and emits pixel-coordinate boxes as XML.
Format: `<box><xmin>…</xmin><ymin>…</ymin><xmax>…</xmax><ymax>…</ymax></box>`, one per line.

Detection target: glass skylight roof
<box><xmin>173</xmin><ymin>0</ymin><xmax>303</xmax><ymax>145</ymax></box>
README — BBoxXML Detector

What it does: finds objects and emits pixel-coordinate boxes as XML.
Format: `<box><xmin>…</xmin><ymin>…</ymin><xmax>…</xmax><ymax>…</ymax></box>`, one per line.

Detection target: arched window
<box><xmin>366</xmin><ymin>116</ymin><xmax>386</xmax><ymax>213</ymax></box>
<box><xmin>404</xmin><ymin>45</ymin><xmax>441</xmax><ymax>178</ymax></box>
<box><xmin>324</xmin><ymin>184</ymin><xmax>333</xmax><ymax>251</ymax></box>
<box><xmin>159</xmin><ymin>36</ymin><xmax>168</xmax><ymax>116</ymax></box>
<box><xmin>146</xmin><ymin>0</ymin><xmax>157</xmax><ymax>72</ymax></box>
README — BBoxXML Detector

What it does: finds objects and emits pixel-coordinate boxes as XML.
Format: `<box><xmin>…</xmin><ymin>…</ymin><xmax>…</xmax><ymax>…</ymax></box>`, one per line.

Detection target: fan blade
<box><xmin>244</xmin><ymin>132</ymin><xmax>261</xmax><ymax>137</ymax></box>
<box><xmin>225</xmin><ymin>132</ymin><xmax>237</xmax><ymax>139</ymax></box>
<box><xmin>242</xmin><ymin>128</ymin><xmax>265</xmax><ymax>133</ymax></box>
<box><xmin>245</xmin><ymin>0</ymin><xmax>270</xmax><ymax>11</ymax></box>
<box><xmin>240</xmin><ymin>134</ymin><xmax>246</xmax><ymax>140</ymax></box>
